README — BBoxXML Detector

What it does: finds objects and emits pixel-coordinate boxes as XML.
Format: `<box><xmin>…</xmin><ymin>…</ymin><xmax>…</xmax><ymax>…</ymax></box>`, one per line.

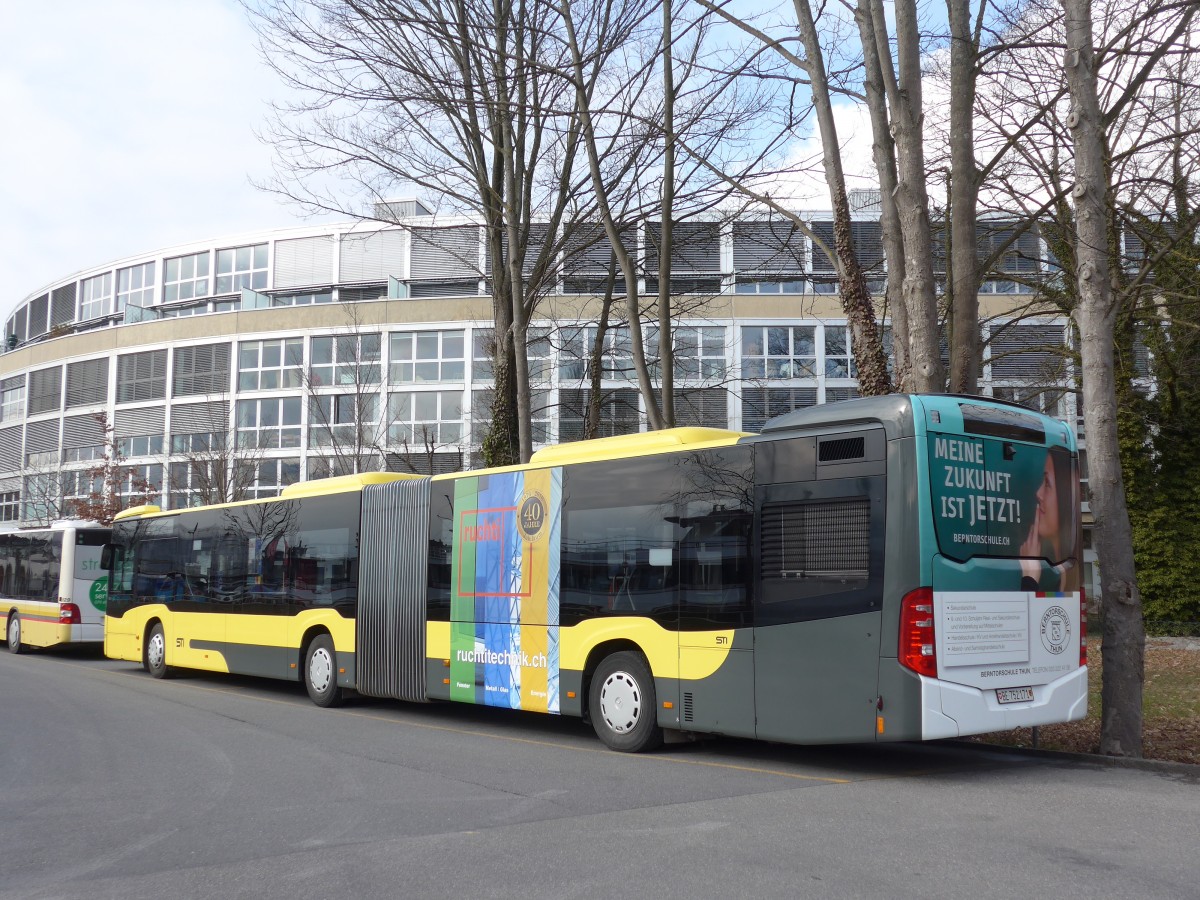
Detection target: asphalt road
<box><xmin>2</xmin><ymin>646</ymin><xmax>1197</xmax><ymax>900</ymax></box>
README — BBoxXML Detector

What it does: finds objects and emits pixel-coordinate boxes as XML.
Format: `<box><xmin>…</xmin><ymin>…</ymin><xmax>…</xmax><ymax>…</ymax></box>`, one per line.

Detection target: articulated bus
<box><xmin>4</xmin><ymin>523</ymin><xmax>111</xmax><ymax>654</ymax></box>
<box><xmin>104</xmin><ymin>394</ymin><xmax>1086</xmax><ymax>751</ymax></box>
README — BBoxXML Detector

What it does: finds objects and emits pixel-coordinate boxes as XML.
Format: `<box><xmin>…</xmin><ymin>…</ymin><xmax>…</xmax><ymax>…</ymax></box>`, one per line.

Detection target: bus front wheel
<box><xmin>305</xmin><ymin>635</ymin><xmax>344</xmax><ymax>708</ymax></box>
<box><xmin>145</xmin><ymin>623</ymin><xmax>171</xmax><ymax>679</ymax></box>
<box><xmin>6</xmin><ymin>614</ymin><xmax>23</xmax><ymax>654</ymax></box>
<box><xmin>589</xmin><ymin>651</ymin><xmax>663</xmax><ymax>753</ymax></box>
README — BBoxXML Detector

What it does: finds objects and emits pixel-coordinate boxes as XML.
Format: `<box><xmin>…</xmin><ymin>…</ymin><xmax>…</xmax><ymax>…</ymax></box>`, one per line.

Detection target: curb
<box><xmin>952</xmin><ymin>739</ymin><xmax>1200</xmax><ymax>776</ymax></box>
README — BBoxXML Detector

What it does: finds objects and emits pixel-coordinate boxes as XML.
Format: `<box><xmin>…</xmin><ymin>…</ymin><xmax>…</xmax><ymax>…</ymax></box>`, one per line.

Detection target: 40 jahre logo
<box><xmin>518</xmin><ymin>490</ymin><xmax>547</xmax><ymax>541</ymax></box>
<box><xmin>1040</xmin><ymin>606</ymin><xmax>1071</xmax><ymax>655</ymax></box>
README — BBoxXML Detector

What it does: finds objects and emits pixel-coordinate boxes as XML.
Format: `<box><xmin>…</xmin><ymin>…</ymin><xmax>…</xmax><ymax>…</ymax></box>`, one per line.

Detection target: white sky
<box><xmin>0</xmin><ymin>0</ymin><xmax>312</xmax><ymax>317</ymax></box>
<box><xmin>0</xmin><ymin>0</ymin><xmax>883</xmax><ymax>321</ymax></box>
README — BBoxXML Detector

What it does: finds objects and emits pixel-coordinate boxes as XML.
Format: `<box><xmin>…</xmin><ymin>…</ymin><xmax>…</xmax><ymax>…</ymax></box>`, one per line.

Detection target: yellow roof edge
<box><xmin>280</xmin><ymin>472</ymin><xmax>421</xmax><ymax>499</ymax></box>
<box><xmin>114</xmin><ymin>504</ymin><xmax>162</xmax><ymax>521</ymax></box>
<box><xmin>527</xmin><ymin>427</ymin><xmax>748</xmax><ymax>467</ymax></box>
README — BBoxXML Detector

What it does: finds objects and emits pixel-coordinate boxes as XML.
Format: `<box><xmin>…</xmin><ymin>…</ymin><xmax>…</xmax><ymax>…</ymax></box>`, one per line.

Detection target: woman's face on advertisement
<box><xmin>1037</xmin><ymin>456</ymin><xmax>1059</xmax><ymax>539</ymax></box>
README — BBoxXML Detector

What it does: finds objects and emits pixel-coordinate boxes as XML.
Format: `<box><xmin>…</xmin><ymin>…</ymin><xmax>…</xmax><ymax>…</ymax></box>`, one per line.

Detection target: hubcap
<box><xmin>148</xmin><ymin>632</ymin><xmax>164</xmax><ymax>669</ymax></box>
<box><xmin>599</xmin><ymin>671</ymin><xmax>641</xmax><ymax>734</ymax></box>
<box><xmin>309</xmin><ymin>647</ymin><xmax>333</xmax><ymax>693</ymax></box>
<box><xmin>8</xmin><ymin>618</ymin><xmax>17</xmax><ymax>646</ymax></box>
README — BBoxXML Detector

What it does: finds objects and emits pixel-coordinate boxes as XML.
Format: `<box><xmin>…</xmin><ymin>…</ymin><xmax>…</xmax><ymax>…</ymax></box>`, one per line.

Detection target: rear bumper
<box><xmin>919</xmin><ymin>665</ymin><xmax>1088</xmax><ymax>740</ymax></box>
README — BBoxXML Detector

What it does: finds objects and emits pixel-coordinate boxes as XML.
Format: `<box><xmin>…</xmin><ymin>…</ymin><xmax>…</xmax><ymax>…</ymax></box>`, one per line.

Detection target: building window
<box><xmin>824</xmin><ymin>326</ymin><xmax>856</xmax><ymax>378</ymax></box>
<box><xmin>558</xmin><ymin>327</ymin><xmax>638</xmax><ymax>383</ymax></box>
<box><xmin>311</xmin><ymin>334</ymin><xmax>381</xmax><ymax>386</ymax></box>
<box><xmin>27</xmin><ymin>367</ymin><xmax>62</xmax><ymax>415</ymax></box>
<box><xmin>167</xmin><ymin>461</ymin><xmax>211</xmax><ymax>509</ymax></box>
<box><xmin>160</xmin><ymin>303</ymin><xmax>208</xmax><ymax>318</ymax></box>
<box><xmin>235</xmin><ymin>458</ymin><xmax>301</xmax><ymax>500</ymax></box>
<box><xmin>65</xmin><ymin>358</ymin><xmax>109</xmax><ymax>408</ymax></box>
<box><xmin>741</xmin><ymin>387</ymin><xmax>818</xmax><ymax>432</ymax></box>
<box><xmin>0</xmin><ymin>377</ymin><xmax>24</xmax><ymax>423</ymax></box>
<box><xmin>116</xmin><ymin>262</ymin><xmax>156</xmax><ymax>311</ymax></box>
<box><xmin>119</xmin><ymin>464</ymin><xmax>163</xmax><ymax>505</ymax></box>
<box><xmin>25</xmin><ymin>448</ymin><xmax>58</xmax><ymax>468</ymax></box>
<box><xmin>164</xmin><ymin>251</ymin><xmax>211</xmax><ymax>302</ymax></box>
<box><xmin>238</xmin><ymin>339</ymin><xmax>304</xmax><ymax>391</ymax></box>
<box><xmin>272</xmin><ymin>291</ymin><xmax>332</xmax><ymax>306</ymax></box>
<box><xmin>309</xmin><ymin>394</ymin><xmax>380</xmax><ymax>448</ymax></box>
<box><xmin>470</xmin><ymin>328</ymin><xmax>549</xmax><ymax>383</ymax></box>
<box><xmin>673</xmin><ymin>326</ymin><xmax>726</xmax><ymax>379</ymax></box>
<box><xmin>172</xmin><ymin>344</ymin><xmax>231</xmax><ymax>397</ymax></box>
<box><xmin>0</xmin><ymin>491</ymin><xmax>20</xmax><ymax>522</ymax></box>
<box><xmin>117</xmin><ymin>350</ymin><xmax>168</xmax><ymax>403</ymax></box>
<box><xmin>735</xmin><ymin>279</ymin><xmax>807</xmax><ymax>294</ymax></box>
<box><xmin>61</xmin><ymin>445</ymin><xmax>103</xmax><ymax>464</ymax></box>
<box><xmin>215</xmin><ymin>243</ymin><xmax>268</xmax><ymax>294</ymax></box>
<box><xmin>170</xmin><ymin>431</ymin><xmax>225</xmax><ymax>454</ymax></box>
<box><xmin>559</xmin><ymin>387</ymin><xmax>640</xmax><ymax>441</ymax></box>
<box><xmin>387</xmin><ymin>391</ymin><xmax>463</xmax><ymax>446</ymax></box>
<box><xmin>236</xmin><ymin>397</ymin><xmax>302</xmax><ymax>449</ymax></box>
<box><xmin>62</xmin><ymin>470</ymin><xmax>103</xmax><ymax>504</ymax></box>
<box><xmin>116</xmin><ymin>434</ymin><xmax>164</xmax><ymax>457</ymax></box>
<box><xmin>741</xmin><ymin>326</ymin><xmax>816</xmax><ymax>379</ymax></box>
<box><xmin>389</xmin><ymin>330</ymin><xmax>465</xmax><ymax>384</ymax></box>
<box><xmin>80</xmin><ymin>272</ymin><xmax>114</xmax><ymax>320</ymax></box>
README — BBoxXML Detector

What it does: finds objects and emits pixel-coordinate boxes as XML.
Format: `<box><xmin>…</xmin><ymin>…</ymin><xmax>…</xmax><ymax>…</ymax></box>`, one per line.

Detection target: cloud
<box><xmin>760</xmin><ymin>101</ymin><xmax>882</xmax><ymax>211</ymax></box>
<box><xmin>0</xmin><ymin>0</ymin><xmax>309</xmax><ymax>313</ymax></box>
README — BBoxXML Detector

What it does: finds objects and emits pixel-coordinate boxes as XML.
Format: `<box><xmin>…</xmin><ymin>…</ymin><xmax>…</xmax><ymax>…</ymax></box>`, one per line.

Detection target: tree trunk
<box><xmin>1060</xmin><ymin>0</ymin><xmax>1144</xmax><ymax>757</ymax></box>
<box><xmin>855</xmin><ymin>0</ymin><xmax>910</xmax><ymax>390</ymax></box>
<box><xmin>868</xmin><ymin>0</ymin><xmax>943</xmax><ymax>392</ymax></box>
<box><xmin>658</xmin><ymin>0</ymin><xmax>676</xmax><ymax>426</ymax></box>
<box><xmin>946</xmin><ymin>0</ymin><xmax>981</xmax><ymax>394</ymax></box>
<box><xmin>793</xmin><ymin>0</ymin><xmax>890</xmax><ymax>395</ymax></box>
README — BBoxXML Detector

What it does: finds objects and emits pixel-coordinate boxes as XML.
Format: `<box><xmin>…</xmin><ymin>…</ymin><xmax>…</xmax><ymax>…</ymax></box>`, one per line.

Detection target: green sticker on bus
<box><xmin>89</xmin><ymin>575</ymin><xmax>109</xmax><ymax>612</ymax></box>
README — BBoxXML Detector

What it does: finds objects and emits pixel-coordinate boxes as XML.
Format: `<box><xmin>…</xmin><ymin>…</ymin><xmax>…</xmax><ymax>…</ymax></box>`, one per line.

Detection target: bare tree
<box><xmin>1057</xmin><ymin>0</ymin><xmax>1197</xmax><ymax>756</ymax></box>
<box><xmin>301</xmin><ymin>303</ymin><xmax>389</xmax><ymax>477</ymax></box>
<box><xmin>68</xmin><ymin>414</ymin><xmax>158</xmax><ymax>526</ymax></box>
<box><xmin>248</xmin><ymin>0</ymin><xmax>597</xmax><ymax>465</ymax></box>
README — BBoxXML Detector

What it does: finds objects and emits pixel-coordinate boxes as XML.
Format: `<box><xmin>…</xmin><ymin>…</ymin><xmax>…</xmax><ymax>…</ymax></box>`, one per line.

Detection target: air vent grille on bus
<box><xmin>683</xmin><ymin>692</ymin><xmax>694</xmax><ymax>723</ymax></box>
<box><xmin>818</xmin><ymin>436</ymin><xmax>865</xmax><ymax>462</ymax></box>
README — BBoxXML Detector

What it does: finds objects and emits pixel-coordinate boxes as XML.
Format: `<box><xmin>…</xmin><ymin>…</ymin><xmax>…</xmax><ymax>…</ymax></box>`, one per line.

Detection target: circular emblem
<box><xmin>89</xmin><ymin>575</ymin><xmax>109</xmax><ymax>613</ymax></box>
<box><xmin>1040</xmin><ymin>605</ymin><xmax>1071</xmax><ymax>655</ymax></box>
<box><xmin>518</xmin><ymin>491</ymin><xmax>547</xmax><ymax>541</ymax></box>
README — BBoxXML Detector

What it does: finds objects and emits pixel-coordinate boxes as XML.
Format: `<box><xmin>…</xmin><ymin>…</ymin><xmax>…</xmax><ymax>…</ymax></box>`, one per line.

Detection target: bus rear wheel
<box><xmin>145</xmin><ymin>623</ymin><xmax>171</xmax><ymax>679</ymax></box>
<box><xmin>305</xmin><ymin>635</ymin><xmax>344</xmax><ymax>708</ymax></box>
<box><xmin>6</xmin><ymin>614</ymin><xmax>23</xmax><ymax>654</ymax></box>
<box><xmin>589</xmin><ymin>651</ymin><xmax>663</xmax><ymax>753</ymax></box>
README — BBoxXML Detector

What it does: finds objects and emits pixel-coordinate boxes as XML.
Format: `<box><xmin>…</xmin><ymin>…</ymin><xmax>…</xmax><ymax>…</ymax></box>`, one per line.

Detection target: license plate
<box><xmin>996</xmin><ymin>686</ymin><xmax>1034</xmax><ymax>704</ymax></box>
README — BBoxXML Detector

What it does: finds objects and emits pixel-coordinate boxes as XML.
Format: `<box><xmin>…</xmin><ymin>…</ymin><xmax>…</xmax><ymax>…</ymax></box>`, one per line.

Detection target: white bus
<box><xmin>4</xmin><ymin>523</ymin><xmax>111</xmax><ymax>654</ymax></box>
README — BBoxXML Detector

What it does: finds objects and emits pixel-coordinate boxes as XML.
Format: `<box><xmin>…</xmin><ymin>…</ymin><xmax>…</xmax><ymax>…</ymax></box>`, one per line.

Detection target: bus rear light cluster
<box><xmin>59</xmin><ymin>603</ymin><xmax>82</xmax><ymax>624</ymax></box>
<box><xmin>1079</xmin><ymin>587</ymin><xmax>1087</xmax><ymax>668</ymax></box>
<box><xmin>899</xmin><ymin>587</ymin><xmax>937</xmax><ymax>678</ymax></box>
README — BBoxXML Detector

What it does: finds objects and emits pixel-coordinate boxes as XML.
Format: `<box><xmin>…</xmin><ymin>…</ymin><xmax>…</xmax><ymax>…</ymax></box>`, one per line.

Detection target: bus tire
<box><xmin>6</xmin><ymin>613</ymin><xmax>23</xmax><ymax>654</ymax></box>
<box><xmin>145</xmin><ymin>623</ymin><xmax>171</xmax><ymax>679</ymax></box>
<box><xmin>304</xmin><ymin>634</ymin><xmax>344</xmax><ymax>708</ymax></box>
<box><xmin>589</xmin><ymin>651</ymin><xmax>663</xmax><ymax>753</ymax></box>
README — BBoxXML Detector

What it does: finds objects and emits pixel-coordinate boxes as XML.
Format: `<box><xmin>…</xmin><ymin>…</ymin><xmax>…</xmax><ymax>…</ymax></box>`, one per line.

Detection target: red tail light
<box><xmin>1079</xmin><ymin>587</ymin><xmax>1087</xmax><ymax>668</ymax></box>
<box><xmin>59</xmin><ymin>602</ymin><xmax>82</xmax><ymax>624</ymax></box>
<box><xmin>899</xmin><ymin>587</ymin><xmax>937</xmax><ymax>677</ymax></box>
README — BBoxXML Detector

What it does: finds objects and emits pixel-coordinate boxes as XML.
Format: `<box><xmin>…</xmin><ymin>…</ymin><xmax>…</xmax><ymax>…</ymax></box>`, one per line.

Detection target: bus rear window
<box><xmin>929</xmin><ymin>434</ymin><xmax>1078</xmax><ymax>564</ymax></box>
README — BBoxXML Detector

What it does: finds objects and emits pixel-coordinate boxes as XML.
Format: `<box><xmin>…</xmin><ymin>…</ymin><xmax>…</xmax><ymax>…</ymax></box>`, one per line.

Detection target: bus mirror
<box><xmin>100</xmin><ymin>544</ymin><xmax>114</xmax><ymax>570</ymax></box>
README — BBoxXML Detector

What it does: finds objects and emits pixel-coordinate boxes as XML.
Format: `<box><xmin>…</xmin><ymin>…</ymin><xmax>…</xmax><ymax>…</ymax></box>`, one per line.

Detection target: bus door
<box><xmin>71</xmin><ymin>529</ymin><xmax>111</xmax><ymax>642</ymax></box>
<box><xmin>752</xmin><ymin>434</ymin><xmax>887</xmax><ymax>744</ymax></box>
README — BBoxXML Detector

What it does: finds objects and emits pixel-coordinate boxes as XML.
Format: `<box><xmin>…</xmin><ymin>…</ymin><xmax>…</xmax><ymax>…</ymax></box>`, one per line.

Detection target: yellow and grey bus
<box><xmin>104</xmin><ymin>394</ymin><xmax>1087</xmax><ymax>751</ymax></box>
<box><xmin>4</xmin><ymin>523</ymin><xmax>111</xmax><ymax>654</ymax></box>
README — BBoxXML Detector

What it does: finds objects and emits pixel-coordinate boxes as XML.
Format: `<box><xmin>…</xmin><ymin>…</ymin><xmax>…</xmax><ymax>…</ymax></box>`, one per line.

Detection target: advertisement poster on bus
<box><xmin>449</xmin><ymin>467</ymin><xmax>562</xmax><ymax>714</ymax></box>
<box><xmin>928</xmin><ymin>432</ymin><xmax>1082</xmax><ymax>689</ymax></box>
